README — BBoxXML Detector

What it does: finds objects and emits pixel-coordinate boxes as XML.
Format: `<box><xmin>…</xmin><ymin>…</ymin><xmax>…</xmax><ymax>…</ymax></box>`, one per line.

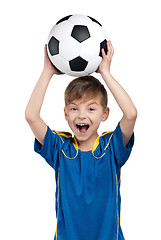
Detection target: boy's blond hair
<box><xmin>65</xmin><ymin>76</ymin><xmax>108</xmax><ymax>110</ymax></box>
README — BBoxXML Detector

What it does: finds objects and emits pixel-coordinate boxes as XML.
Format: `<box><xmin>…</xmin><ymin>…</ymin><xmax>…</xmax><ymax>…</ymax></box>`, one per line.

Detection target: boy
<box><xmin>25</xmin><ymin>41</ymin><xmax>137</xmax><ymax>240</ymax></box>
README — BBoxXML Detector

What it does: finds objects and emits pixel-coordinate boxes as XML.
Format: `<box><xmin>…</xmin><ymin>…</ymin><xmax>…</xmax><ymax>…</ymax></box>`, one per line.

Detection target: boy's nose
<box><xmin>78</xmin><ymin>110</ymin><xmax>87</xmax><ymax>119</ymax></box>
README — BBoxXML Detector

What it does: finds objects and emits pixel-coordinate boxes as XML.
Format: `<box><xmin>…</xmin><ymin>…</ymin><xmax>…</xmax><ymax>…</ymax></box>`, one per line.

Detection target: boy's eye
<box><xmin>89</xmin><ymin>108</ymin><xmax>95</xmax><ymax>111</ymax></box>
<box><xmin>71</xmin><ymin>107</ymin><xmax>77</xmax><ymax>111</ymax></box>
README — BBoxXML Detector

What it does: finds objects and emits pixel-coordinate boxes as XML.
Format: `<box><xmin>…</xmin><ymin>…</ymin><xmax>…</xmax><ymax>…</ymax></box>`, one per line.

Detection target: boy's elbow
<box><xmin>128</xmin><ymin>107</ymin><xmax>137</xmax><ymax>121</ymax></box>
<box><xmin>25</xmin><ymin>109</ymin><xmax>37</xmax><ymax>124</ymax></box>
<box><xmin>25</xmin><ymin>109</ymin><xmax>32</xmax><ymax>123</ymax></box>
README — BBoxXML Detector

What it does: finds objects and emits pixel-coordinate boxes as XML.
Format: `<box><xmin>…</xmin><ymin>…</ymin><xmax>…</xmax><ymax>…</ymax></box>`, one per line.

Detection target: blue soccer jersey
<box><xmin>34</xmin><ymin>123</ymin><xmax>134</xmax><ymax>240</ymax></box>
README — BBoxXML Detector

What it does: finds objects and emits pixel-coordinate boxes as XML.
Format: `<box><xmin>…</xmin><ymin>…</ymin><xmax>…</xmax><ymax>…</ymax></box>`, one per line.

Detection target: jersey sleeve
<box><xmin>34</xmin><ymin>127</ymin><xmax>63</xmax><ymax>170</ymax></box>
<box><xmin>110</xmin><ymin>122</ymin><xmax>134</xmax><ymax>168</ymax></box>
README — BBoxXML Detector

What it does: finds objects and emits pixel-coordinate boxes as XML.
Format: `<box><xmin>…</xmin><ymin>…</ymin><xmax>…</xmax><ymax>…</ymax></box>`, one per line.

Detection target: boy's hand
<box><xmin>44</xmin><ymin>44</ymin><xmax>63</xmax><ymax>76</ymax></box>
<box><xmin>98</xmin><ymin>41</ymin><xmax>114</xmax><ymax>76</ymax></box>
<box><xmin>99</xmin><ymin>41</ymin><xmax>137</xmax><ymax>147</ymax></box>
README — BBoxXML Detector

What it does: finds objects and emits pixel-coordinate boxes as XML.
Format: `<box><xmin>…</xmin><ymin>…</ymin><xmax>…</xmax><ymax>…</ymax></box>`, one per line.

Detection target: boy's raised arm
<box><xmin>25</xmin><ymin>45</ymin><xmax>61</xmax><ymax>145</ymax></box>
<box><xmin>99</xmin><ymin>41</ymin><xmax>137</xmax><ymax>147</ymax></box>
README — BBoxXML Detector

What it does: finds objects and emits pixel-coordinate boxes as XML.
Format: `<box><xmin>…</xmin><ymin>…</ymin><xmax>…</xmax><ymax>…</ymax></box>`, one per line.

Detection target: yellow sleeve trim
<box><xmin>92</xmin><ymin>132</ymin><xmax>114</xmax><ymax>159</ymax></box>
<box><xmin>92</xmin><ymin>131</ymin><xmax>114</xmax><ymax>153</ymax></box>
<box><xmin>104</xmin><ymin>133</ymin><xmax>113</xmax><ymax>150</ymax></box>
<box><xmin>52</xmin><ymin>130</ymin><xmax>72</xmax><ymax>144</ymax></box>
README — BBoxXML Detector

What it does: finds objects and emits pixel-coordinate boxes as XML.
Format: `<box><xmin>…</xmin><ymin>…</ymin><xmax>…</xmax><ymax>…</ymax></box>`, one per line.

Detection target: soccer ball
<box><xmin>47</xmin><ymin>14</ymin><xmax>107</xmax><ymax>77</ymax></box>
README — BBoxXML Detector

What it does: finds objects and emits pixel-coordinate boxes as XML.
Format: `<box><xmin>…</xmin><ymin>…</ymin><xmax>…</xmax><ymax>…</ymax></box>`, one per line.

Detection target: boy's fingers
<box><xmin>107</xmin><ymin>41</ymin><xmax>114</xmax><ymax>57</ymax></box>
<box><xmin>107</xmin><ymin>41</ymin><xmax>111</xmax><ymax>55</ymax></box>
<box><xmin>110</xmin><ymin>41</ymin><xmax>114</xmax><ymax>56</ymax></box>
<box><xmin>101</xmin><ymin>48</ymin><xmax>106</xmax><ymax>57</ymax></box>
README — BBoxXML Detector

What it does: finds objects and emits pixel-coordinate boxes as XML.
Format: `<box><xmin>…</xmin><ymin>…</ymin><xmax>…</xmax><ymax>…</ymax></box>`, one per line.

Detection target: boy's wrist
<box><xmin>42</xmin><ymin>68</ymin><xmax>55</xmax><ymax>79</ymax></box>
<box><xmin>101</xmin><ymin>70</ymin><xmax>112</xmax><ymax>80</ymax></box>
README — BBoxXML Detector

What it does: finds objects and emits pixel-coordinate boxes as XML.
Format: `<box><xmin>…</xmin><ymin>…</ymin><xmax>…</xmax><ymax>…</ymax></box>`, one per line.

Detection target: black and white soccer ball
<box><xmin>47</xmin><ymin>14</ymin><xmax>107</xmax><ymax>77</ymax></box>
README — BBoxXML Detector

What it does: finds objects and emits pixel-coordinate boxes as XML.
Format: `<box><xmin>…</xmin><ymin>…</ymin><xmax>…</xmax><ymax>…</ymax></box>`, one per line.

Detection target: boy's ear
<box><xmin>102</xmin><ymin>107</ymin><xmax>110</xmax><ymax>122</ymax></box>
<box><xmin>64</xmin><ymin>107</ymin><xmax>68</xmax><ymax>121</ymax></box>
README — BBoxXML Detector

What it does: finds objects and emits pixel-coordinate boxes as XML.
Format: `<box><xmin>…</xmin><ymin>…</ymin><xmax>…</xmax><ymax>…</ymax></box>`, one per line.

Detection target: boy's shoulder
<box><xmin>101</xmin><ymin>130</ymin><xmax>114</xmax><ymax>142</ymax></box>
<box><xmin>52</xmin><ymin>130</ymin><xmax>72</xmax><ymax>143</ymax></box>
<box><xmin>92</xmin><ymin>130</ymin><xmax>114</xmax><ymax>153</ymax></box>
<box><xmin>101</xmin><ymin>130</ymin><xmax>114</xmax><ymax>137</ymax></box>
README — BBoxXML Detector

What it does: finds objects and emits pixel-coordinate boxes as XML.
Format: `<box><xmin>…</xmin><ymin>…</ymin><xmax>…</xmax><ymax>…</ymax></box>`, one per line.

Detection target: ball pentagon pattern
<box><xmin>47</xmin><ymin>14</ymin><xmax>107</xmax><ymax>77</ymax></box>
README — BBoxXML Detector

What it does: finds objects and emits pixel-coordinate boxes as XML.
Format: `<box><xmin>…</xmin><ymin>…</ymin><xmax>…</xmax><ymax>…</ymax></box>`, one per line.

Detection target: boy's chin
<box><xmin>74</xmin><ymin>131</ymin><xmax>90</xmax><ymax>143</ymax></box>
<box><xmin>75</xmin><ymin>133</ymin><xmax>89</xmax><ymax>142</ymax></box>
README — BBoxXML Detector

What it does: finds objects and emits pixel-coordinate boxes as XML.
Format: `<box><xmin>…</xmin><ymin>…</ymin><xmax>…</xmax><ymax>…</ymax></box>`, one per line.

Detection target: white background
<box><xmin>0</xmin><ymin>0</ymin><xmax>161</xmax><ymax>239</ymax></box>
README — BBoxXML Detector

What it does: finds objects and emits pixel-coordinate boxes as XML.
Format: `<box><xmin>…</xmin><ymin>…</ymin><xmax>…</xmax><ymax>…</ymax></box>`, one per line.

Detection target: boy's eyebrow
<box><xmin>88</xmin><ymin>101</ymin><xmax>99</xmax><ymax>106</ymax></box>
<box><xmin>68</xmin><ymin>100</ymin><xmax>99</xmax><ymax>106</ymax></box>
<box><xmin>69</xmin><ymin>102</ymin><xmax>77</xmax><ymax>105</ymax></box>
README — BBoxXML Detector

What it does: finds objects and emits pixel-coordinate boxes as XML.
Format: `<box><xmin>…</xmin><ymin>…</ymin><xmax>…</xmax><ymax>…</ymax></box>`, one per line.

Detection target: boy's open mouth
<box><xmin>76</xmin><ymin>123</ymin><xmax>89</xmax><ymax>133</ymax></box>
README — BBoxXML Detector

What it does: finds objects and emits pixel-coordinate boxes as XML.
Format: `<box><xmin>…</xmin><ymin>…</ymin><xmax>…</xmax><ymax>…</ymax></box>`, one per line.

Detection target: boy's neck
<box><xmin>76</xmin><ymin>133</ymin><xmax>99</xmax><ymax>152</ymax></box>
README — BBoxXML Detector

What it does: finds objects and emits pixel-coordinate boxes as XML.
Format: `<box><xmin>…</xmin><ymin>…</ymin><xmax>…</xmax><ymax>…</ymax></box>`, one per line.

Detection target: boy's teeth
<box><xmin>77</xmin><ymin>124</ymin><xmax>89</xmax><ymax>127</ymax></box>
<box><xmin>76</xmin><ymin>124</ymin><xmax>89</xmax><ymax>133</ymax></box>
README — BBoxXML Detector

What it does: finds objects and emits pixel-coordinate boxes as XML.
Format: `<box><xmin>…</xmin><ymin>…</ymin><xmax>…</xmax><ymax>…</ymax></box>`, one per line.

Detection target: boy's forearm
<box><xmin>25</xmin><ymin>69</ymin><xmax>53</xmax><ymax>122</ymax></box>
<box><xmin>102</xmin><ymin>72</ymin><xmax>137</xmax><ymax>119</ymax></box>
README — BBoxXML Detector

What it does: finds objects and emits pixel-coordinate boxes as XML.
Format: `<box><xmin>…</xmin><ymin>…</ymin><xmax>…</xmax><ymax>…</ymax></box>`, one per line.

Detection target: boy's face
<box><xmin>64</xmin><ymin>95</ymin><xmax>109</xmax><ymax>149</ymax></box>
